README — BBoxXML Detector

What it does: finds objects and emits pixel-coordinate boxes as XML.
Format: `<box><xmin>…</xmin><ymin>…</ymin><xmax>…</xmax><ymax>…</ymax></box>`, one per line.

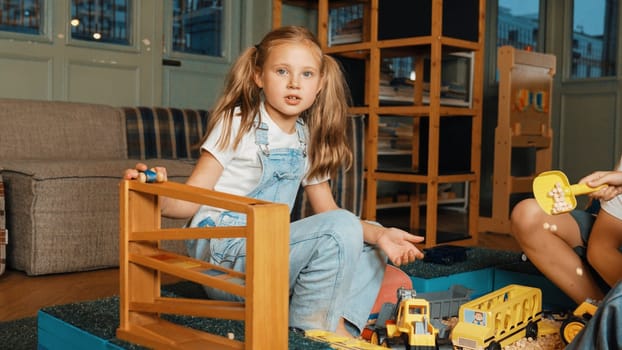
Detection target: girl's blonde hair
<box><xmin>204</xmin><ymin>25</ymin><xmax>353</xmax><ymax>181</ymax></box>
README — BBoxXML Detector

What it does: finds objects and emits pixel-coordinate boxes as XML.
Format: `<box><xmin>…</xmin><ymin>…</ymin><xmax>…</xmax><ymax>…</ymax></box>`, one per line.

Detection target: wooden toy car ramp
<box><xmin>117</xmin><ymin>180</ymin><xmax>290</xmax><ymax>350</ymax></box>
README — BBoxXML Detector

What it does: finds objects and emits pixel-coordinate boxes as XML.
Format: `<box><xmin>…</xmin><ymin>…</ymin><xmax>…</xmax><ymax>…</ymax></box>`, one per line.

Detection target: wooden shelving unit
<box><xmin>273</xmin><ymin>0</ymin><xmax>485</xmax><ymax>248</ymax></box>
<box><xmin>479</xmin><ymin>46</ymin><xmax>556</xmax><ymax>234</ymax></box>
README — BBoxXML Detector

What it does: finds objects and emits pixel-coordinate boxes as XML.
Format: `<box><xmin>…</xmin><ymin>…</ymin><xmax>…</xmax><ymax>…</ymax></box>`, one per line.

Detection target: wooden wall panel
<box><xmin>0</xmin><ymin>56</ymin><xmax>52</xmax><ymax>100</ymax></box>
<box><xmin>559</xmin><ymin>91</ymin><xmax>617</xmax><ymax>206</ymax></box>
<box><xmin>66</xmin><ymin>61</ymin><xmax>139</xmax><ymax>106</ymax></box>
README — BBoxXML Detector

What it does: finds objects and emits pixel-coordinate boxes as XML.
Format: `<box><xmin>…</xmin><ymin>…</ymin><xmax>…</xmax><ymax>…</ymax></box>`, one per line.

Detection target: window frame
<box><xmin>564</xmin><ymin>0</ymin><xmax>618</xmax><ymax>81</ymax></box>
<box><xmin>163</xmin><ymin>0</ymin><xmax>234</xmax><ymax>64</ymax></box>
<box><xmin>64</xmin><ymin>0</ymin><xmax>139</xmax><ymax>54</ymax></box>
<box><xmin>0</xmin><ymin>0</ymin><xmax>52</xmax><ymax>43</ymax></box>
<box><xmin>488</xmin><ymin>0</ymin><xmax>547</xmax><ymax>87</ymax></box>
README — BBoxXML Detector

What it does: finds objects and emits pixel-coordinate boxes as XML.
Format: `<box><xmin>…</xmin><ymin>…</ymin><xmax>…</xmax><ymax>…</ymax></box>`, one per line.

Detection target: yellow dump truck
<box><xmin>451</xmin><ymin>284</ymin><xmax>542</xmax><ymax>350</ymax></box>
<box><xmin>369</xmin><ymin>288</ymin><xmax>438</xmax><ymax>349</ymax></box>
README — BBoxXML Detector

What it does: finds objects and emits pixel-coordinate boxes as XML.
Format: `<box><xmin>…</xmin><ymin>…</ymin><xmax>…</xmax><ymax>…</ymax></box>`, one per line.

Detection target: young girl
<box><xmin>124</xmin><ymin>26</ymin><xmax>424</xmax><ymax>337</ymax></box>
<box><xmin>511</xmin><ymin>157</ymin><xmax>622</xmax><ymax>304</ymax></box>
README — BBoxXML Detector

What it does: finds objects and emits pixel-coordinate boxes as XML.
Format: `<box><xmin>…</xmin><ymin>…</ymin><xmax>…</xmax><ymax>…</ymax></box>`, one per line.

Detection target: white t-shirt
<box><xmin>189</xmin><ymin>103</ymin><xmax>326</xmax><ymax>227</ymax></box>
<box><xmin>600</xmin><ymin>156</ymin><xmax>622</xmax><ymax>220</ymax></box>
<box><xmin>204</xmin><ymin>103</ymin><xmax>323</xmax><ymax>196</ymax></box>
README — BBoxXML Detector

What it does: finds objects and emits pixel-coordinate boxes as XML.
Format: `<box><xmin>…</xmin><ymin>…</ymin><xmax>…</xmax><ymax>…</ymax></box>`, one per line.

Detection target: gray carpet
<box><xmin>1</xmin><ymin>282</ymin><xmax>328</xmax><ymax>350</ymax></box>
<box><xmin>41</xmin><ymin>282</ymin><xmax>328</xmax><ymax>349</ymax></box>
<box><xmin>0</xmin><ymin>247</ymin><xmax>532</xmax><ymax>349</ymax></box>
<box><xmin>0</xmin><ymin>316</ymin><xmax>37</xmax><ymax>349</ymax></box>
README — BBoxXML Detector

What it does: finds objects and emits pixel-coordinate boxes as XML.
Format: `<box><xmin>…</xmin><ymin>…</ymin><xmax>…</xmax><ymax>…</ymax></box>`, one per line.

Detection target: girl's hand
<box><xmin>581</xmin><ymin>170</ymin><xmax>622</xmax><ymax>201</ymax></box>
<box><xmin>122</xmin><ymin>163</ymin><xmax>168</xmax><ymax>182</ymax></box>
<box><xmin>376</xmin><ymin>227</ymin><xmax>425</xmax><ymax>266</ymax></box>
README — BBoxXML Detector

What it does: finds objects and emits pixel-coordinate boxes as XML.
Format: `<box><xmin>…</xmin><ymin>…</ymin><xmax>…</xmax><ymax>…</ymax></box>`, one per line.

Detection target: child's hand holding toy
<box><xmin>138</xmin><ymin>168</ymin><xmax>166</xmax><ymax>183</ymax></box>
<box><xmin>122</xmin><ymin>163</ymin><xmax>167</xmax><ymax>183</ymax></box>
<box><xmin>580</xmin><ymin>170</ymin><xmax>622</xmax><ymax>201</ymax></box>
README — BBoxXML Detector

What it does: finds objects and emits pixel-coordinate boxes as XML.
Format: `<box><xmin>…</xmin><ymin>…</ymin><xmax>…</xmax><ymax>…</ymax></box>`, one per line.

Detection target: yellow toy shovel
<box><xmin>533</xmin><ymin>170</ymin><xmax>606</xmax><ymax>215</ymax></box>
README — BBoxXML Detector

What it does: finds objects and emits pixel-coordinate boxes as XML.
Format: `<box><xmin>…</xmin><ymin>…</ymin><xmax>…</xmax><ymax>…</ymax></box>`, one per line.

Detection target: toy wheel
<box><xmin>400</xmin><ymin>333</ymin><xmax>411</xmax><ymax>350</ymax></box>
<box><xmin>560</xmin><ymin>316</ymin><xmax>586</xmax><ymax>345</ymax></box>
<box><xmin>371</xmin><ymin>329</ymin><xmax>389</xmax><ymax>347</ymax></box>
<box><xmin>525</xmin><ymin>321</ymin><xmax>538</xmax><ymax>339</ymax></box>
<box><xmin>486</xmin><ymin>341</ymin><xmax>501</xmax><ymax>350</ymax></box>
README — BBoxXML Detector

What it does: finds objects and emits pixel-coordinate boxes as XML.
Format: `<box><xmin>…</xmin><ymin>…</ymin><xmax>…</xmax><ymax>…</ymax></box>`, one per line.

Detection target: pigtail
<box><xmin>304</xmin><ymin>54</ymin><xmax>353</xmax><ymax>180</ymax></box>
<box><xmin>203</xmin><ymin>46</ymin><xmax>262</xmax><ymax>150</ymax></box>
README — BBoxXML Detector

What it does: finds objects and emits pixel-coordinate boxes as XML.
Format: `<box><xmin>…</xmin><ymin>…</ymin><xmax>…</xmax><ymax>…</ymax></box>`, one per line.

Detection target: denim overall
<box><xmin>190</xmin><ymin>118</ymin><xmax>386</xmax><ymax>335</ymax></box>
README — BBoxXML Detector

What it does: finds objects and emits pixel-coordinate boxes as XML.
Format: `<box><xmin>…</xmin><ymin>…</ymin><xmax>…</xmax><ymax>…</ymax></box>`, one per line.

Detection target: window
<box><xmin>172</xmin><ymin>0</ymin><xmax>223</xmax><ymax>56</ymax></box>
<box><xmin>328</xmin><ymin>3</ymin><xmax>364</xmax><ymax>46</ymax></box>
<box><xmin>70</xmin><ymin>0</ymin><xmax>131</xmax><ymax>45</ymax></box>
<box><xmin>570</xmin><ymin>0</ymin><xmax>617</xmax><ymax>79</ymax></box>
<box><xmin>497</xmin><ymin>0</ymin><xmax>541</xmax><ymax>50</ymax></box>
<box><xmin>0</xmin><ymin>0</ymin><xmax>43</xmax><ymax>35</ymax></box>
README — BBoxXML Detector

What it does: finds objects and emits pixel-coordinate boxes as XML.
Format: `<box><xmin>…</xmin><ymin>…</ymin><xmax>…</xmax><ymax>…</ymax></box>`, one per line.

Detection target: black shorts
<box><xmin>569</xmin><ymin>206</ymin><xmax>613</xmax><ymax>293</ymax></box>
<box><xmin>569</xmin><ymin>209</ymin><xmax>597</xmax><ymax>246</ymax></box>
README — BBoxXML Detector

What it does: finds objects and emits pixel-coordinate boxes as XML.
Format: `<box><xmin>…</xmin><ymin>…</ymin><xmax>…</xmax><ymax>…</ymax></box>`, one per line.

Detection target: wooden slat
<box><xmin>129</xmin><ymin>298</ymin><xmax>245</xmax><ymax>320</ymax></box>
<box><xmin>129</xmin><ymin>226</ymin><xmax>248</xmax><ymax>241</ymax></box>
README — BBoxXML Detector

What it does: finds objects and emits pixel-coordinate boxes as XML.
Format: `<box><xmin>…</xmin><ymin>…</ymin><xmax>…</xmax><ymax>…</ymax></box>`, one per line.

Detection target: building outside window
<box><xmin>571</xmin><ymin>0</ymin><xmax>617</xmax><ymax>79</ymax></box>
<box><xmin>70</xmin><ymin>0</ymin><xmax>131</xmax><ymax>45</ymax></box>
<box><xmin>497</xmin><ymin>0</ymin><xmax>540</xmax><ymax>50</ymax></box>
<box><xmin>172</xmin><ymin>0</ymin><xmax>223</xmax><ymax>57</ymax></box>
<box><xmin>0</xmin><ymin>0</ymin><xmax>43</xmax><ymax>35</ymax></box>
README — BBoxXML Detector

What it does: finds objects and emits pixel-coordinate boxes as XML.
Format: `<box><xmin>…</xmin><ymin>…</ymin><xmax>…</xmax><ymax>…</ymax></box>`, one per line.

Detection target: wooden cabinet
<box><xmin>273</xmin><ymin>0</ymin><xmax>485</xmax><ymax>247</ymax></box>
<box><xmin>479</xmin><ymin>46</ymin><xmax>556</xmax><ymax>234</ymax></box>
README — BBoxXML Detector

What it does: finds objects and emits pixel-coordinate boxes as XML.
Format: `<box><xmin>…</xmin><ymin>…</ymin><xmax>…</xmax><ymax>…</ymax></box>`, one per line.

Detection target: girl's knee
<box><xmin>510</xmin><ymin>199</ymin><xmax>544</xmax><ymax>239</ymax></box>
<box><xmin>323</xmin><ymin>209</ymin><xmax>363</xmax><ymax>246</ymax></box>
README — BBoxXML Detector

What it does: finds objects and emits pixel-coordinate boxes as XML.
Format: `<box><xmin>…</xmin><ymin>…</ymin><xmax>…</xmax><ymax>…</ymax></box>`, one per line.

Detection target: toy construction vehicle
<box><xmin>559</xmin><ymin>299</ymin><xmax>598</xmax><ymax>345</ymax></box>
<box><xmin>365</xmin><ymin>287</ymin><xmax>438</xmax><ymax>349</ymax></box>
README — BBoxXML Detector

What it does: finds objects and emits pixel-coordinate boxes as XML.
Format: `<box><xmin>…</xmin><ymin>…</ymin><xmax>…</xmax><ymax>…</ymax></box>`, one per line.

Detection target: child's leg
<box><xmin>288</xmin><ymin>209</ymin><xmax>364</xmax><ymax>332</ymax></box>
<box><xmin>339</xmin><ymin>243</ymin><xmax>386</xmax><ymax>336</ymax></box>
<box><xmin>511</xmin><ymin>198</ymin><xmax>605</xmax><ymax>303</ymax></box>
<box><xmin>587</xmin><ymin>210</ymin><xmax>622</xmax><ymax>287</ymax></box>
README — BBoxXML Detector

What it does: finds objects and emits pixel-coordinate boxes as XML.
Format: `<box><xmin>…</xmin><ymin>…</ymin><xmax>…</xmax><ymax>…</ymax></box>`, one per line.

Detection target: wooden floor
<box><xmin>0</xmin><ymin>210</ymin><xmax>521</xmax><ymax>322</ymax></box>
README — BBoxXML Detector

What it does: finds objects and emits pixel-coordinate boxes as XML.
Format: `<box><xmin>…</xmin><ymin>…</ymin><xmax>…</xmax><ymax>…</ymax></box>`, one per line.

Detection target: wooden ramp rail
<box><xmin>117</xmin><ymin>180</ymin><xmax>290</xmax><ymax>350</ymax></box>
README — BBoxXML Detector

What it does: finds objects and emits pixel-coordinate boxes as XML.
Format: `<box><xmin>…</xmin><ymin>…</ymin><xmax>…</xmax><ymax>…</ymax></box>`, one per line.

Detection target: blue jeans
<box><xmin>205</xmin><ymin>209</ymin><xmax>385</xmax><ymax>335</ymax></box>
<box><xmin>190</xmin><ymin>117</ymin><xmax>386</xmax><ymax>335</ymax></box>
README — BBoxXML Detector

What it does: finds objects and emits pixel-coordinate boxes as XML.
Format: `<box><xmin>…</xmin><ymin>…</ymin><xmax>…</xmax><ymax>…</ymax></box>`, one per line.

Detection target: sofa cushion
<box><xmin>1</xmin><ymin>159</ymin><xmax>193</xmax><ymax>275</ymax></box>
<box><xmin>0</xmin><ymin>99</ymin><xmax>127</xmax><ymax>161</ymax></box>
<box><xmin>291</xmin><ymin>114</ymin><xmax>366</xmax><ymax>220</ymax></box>
<box><xmin>124</xmin><ymin>107</ymin><xmax>209</xmax><ymax>160</ymax></box>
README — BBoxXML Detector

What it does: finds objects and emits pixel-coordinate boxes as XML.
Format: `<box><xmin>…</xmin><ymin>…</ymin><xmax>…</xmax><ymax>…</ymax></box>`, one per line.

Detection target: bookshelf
<box><xmin>273</xmin><ymin>0</ymin><xmax>485</xmax><ymax>247</ymax></box>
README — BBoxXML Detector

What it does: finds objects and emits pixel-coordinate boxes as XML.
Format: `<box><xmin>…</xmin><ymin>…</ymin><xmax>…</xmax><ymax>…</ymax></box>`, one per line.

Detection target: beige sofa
<box><xmin>0</xmin><ymin>99</ymin><xmax>205</xmax><ymax>275</ymax></box>
<box><xmin>0</xmin><ymin>98</ymin><xmax>364</xmax><ymax>276</ymax></box>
